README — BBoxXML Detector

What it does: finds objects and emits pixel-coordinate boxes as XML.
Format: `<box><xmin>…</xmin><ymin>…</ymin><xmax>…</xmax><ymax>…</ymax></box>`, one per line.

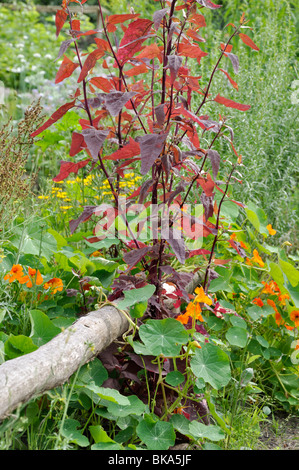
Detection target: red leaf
<box><xmin>214</xmin><ymin>94</ymin><xmax>250</xmax><ymax>111</ymax></box>
<box><xmin>187</xmin><ymin>249</ymin><xmax>211</xmax><ymax>258</ymax></box>
<box><xmin>189</xmin><ymin>14</ymin><xmax>206</xmax><ymax>28</ymax></box>
<box><xmin>78</xmin><ymin>48</ymin><xmax>106</xmax><ymax>83</ymax></box>
<box><xmin>55</xmin><ymin>9</ymin><xmax>68</xmax><ymax>37</ymax></box>
<box><xmin>55</xmin><ymin>56</ymin><xmax>79</xmax><ymax>84</ymax></box>
<box><xmin>53</xmin><ymin>159</ymin><xmax>91</xmax><ymax>182</ymax></box>
<box><xmin>106</xmin><ymin>13</ymin><xmax>140</xmax><ymax>32</ymax></box>
<box><xmin>71</xmin><ymin>19</ymin><xmax>80</xmax><ymax>31</ymax></box>
<box><xmin>136</xmin><ymin>43</ymin><xmax>163</xmax><ymax>62</ymax></box>
<box><xmin>178</xmin><ymin>42</ymin><xmax>208</xmax><ymax>64</ymax></box>
<box><xmin>239</xmin><ymin>33</ymin><xmax>259</xmax><ymax>51</ymax></box>
<box><xmin>104</xmin><ymin>137</ymin><xmax>140</xmax><ymax>161</ymax></box>
<box><xmin>31</xmin><ymin>100</ymin><xmax>76</xmax><ymax>138</ymax></box>
<box><xmin>218</xmin><ymin>68</ymin><xmax>238</xmax><ymax>90</ymax></box>
<box><xmin>197</xmin><ymin>174</ymin><xmax>215</xmax><ymax>197</ymax></box>
<box><xmin>69</xmin><ymin>132</ymin><xmax>86</xmax><ymax>157</ymax></box>
<box><xmin>116</xmin><ymin>18</ymin><xmax>153</xmax><ymax>64</ymax></box>
<box><xmin>124</xmin><ymin>63</ymin><xmax>148</xmax><ymax>77</ymax></box>
<box><xmin>89</xmin><ymin>76</ymin><xmax>113</xmax><ymax>92</ymax></box>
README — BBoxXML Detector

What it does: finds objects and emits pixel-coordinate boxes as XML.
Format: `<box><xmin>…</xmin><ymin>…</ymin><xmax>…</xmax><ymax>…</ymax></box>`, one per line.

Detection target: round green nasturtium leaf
<box><xmin>190</xmin><ymin>343</ymin><xmax>231</xmax><ymax>390</ymax></box>
<box><xmin>256</xmin><ymin>335</ymin><xmax>269</xmax><ymax>348</ymax></box>
<box><xmin>188</xmin><ymin>421</ymin><xmax>225</xmax><ymax>442</ymax></box>
<box><xmin>117</xmin><ymin>284</ymin><xmax>156</xmax><ymax>310</ymax></box>
<box><xmin>229</xmin><ymin>315</ymin><xmax>247</xmax><ymax>330</ymax></box>
<box><xmin>165</xmin><ymin>371</ymin><xmax>185</xmax><ymax>387</ymax></box>
<box><xmin>138</xmin><ymin>318</ymin><xmax>189</xmax><ymax>357</ymax></box>
<box><xmin>136</xmin><ymin>417</ymin><xmax>176</xmax><ymax>450</ymax></box>
<box><xmin>225</xmin><ymin>326</ymin><xmax>248</xmax><ymax>348</ymax></box>
<box><xmin>61</xmin><ymin>419</ymin><xmax>89</xmax><ymax>447</ymax></box>
<box><xmin>4</xmin><ymin>334</ymin><xmax>38</xmax><ymax>359</ymax></box>
<box><xmin>30</xmin><ymin>309</ymin><xmax>61</xmax><ymax>347</ymax></box>
<box><xmin>129</xmin><ymin>300</ymin><xmax>148</xmax><ymax>318</ymax></box>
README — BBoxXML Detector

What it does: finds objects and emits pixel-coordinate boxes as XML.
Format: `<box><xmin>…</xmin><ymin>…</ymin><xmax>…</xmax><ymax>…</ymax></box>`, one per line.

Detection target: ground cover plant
<box><xmin>0</xmin><ymin>0</ymin><xmax>298</xmax><ymax>451</ymax></box>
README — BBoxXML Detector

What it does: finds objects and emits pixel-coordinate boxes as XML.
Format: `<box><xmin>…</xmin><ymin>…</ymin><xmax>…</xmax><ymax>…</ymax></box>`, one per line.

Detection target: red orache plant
<box><xmin>31</xmin><ymin>0</ymin><xmax>259</xmax><ymax>319</ymax></box>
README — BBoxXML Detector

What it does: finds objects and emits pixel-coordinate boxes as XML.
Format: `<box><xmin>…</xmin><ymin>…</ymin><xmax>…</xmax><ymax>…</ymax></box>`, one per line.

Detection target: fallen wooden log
<box><xmin>0</xmin><ymin>303</ymin><xmax>129</xmax><ymax>421</ymax></box>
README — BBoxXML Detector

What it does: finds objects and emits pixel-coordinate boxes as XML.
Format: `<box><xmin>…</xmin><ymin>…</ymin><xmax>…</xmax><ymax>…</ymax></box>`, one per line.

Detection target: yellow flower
<box><xmin>267</xmin><ymin>224</ymin><xmax>276</xmax><ymax>235</ymax></box>
<box><xmin>38</xmin><ymin>195</ymin><xmax>49</xmax><ymax>200</ymax></box>
<box><xmin>194</xmin><ymin>286</ymin><xmax>213</xmax><ymax>305</ymax></box>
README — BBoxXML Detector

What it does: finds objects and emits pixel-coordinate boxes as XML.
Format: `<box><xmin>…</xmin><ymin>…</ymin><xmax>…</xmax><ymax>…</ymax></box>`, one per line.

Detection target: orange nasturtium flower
<box><xmin>278</xmin><ymin>293</ymin><xmax>290</xmax><ymax>306</ymax></box>
<box><xmin>267</xmin><ymin>224</ymin><xmax>276</xmax><ymax>236</ymax></box>
<box><xmin>44</xmin><ymin>278</ymin><xmax>64</xmax><ymax>294</ymax></box>
<box><xmin>262</xmin><ymin>280</ymin><xmax>280</xmax><ymax>296</ymax></box>
<box><xmin>252</xmin><ymin>297</ymin><xmax>264</xmax><ymax>307</ymax></box>
<box><xmin>290</xmin><ymin>310</ymin><xmax>299</xmax><ymax>328</ymax></box>
<box><xmin>19</xmin><ymin>267</ymin><xmax>44</xmax><ymax>288</ymax></box>
<box><xmin>194</xmin><ymin>286</ymin><xmax>213</xmax><ymax>305</ymax></box>
<box><xmin>4</xmin><ymin>264</ymin><xmax>24</xmax><ymax>283</ymax></box>
<box><xmin>267</xmin><ymin>299</ymin><xmax>284</xmax><ymax>326</ymax></box>
<box><xmin>176</xmin><ymin>302</ymin><xmax>203</xmax><ymax>325</ymax></box>
<box><xmin>252</xmin><ymin>249</ymin><xmax>264</xmax><ymax>268</ymax></box>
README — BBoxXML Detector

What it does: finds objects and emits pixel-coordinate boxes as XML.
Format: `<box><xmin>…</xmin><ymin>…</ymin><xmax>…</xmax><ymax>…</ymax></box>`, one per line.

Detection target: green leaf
<box><xmin>229</xmin><ymin>315</ymin><xmax>247</xmax><ymax>329</ymax></box>
<box><xmin>138</xmin><ymin>318</ymin><xmax>189</xmax><ymax>357</ymax></box>
<box><xmin>10</xmin><ymin>225</ymin><xmax>57</xmax><ymax>259</ymax></box>
<box><xmin>169</xmin><ymin>414</ymin><xmax>191</xmax><ymax>437</ymax></box>
<box><xmin>165</xmin><ymin>371</ymin><xmax>185</xmax><ymax>387</ymax></box>
<box><xmin>190</xmin><ymin>343</ymin><xmax>231</xmax><ymax>390</ymax></box>
<box><xmin>225</xmin><ymin>327</ymin><xmax>248</xmax><ymax>348</ymax></box>
<box><xmin>4</xmin><ymin>335</ymin><xmax>38</xmax><ymax>359</ymax></box>
<box><xmin>30</xmin><ymin>309</ymin><xmax>61</xmax><ymax>347</ymax></box>
<box><xmin>60</xmin><ymin>419</ymin><xmax>89</xmax><ymax>447</ymax></box>
<box><xmin>117</xmin><ymin>284</ymin><xmax>156</xmax><ymax>310</ymax></box>
<box><xmin>83</xmin><ymin>385</ymin><xmax>130</xmax><ymax>406</ymax></box>
<box><xmin>129</xmin><ymin>300</ymin><xmax>148</xmax><ymax>319</ymax></box>
<box><xmin>136</xmin><ymin>417</ymin><xmax>175</xmax><ymax>450</ymax></box>
<box><xmin>256</xmin><ymin>335</ymin><xmax>269</xmax><ymax>348</ymax></box>
<box><xmin>91</xmin><ymin>442</ymin><xmax>123</xmax><ymax>450</ymax></box>
<box><xmin>245</xmin><ymin>208</ymin><xmax>260</xmax><ymax>232</ymax></box>
<box><xmin>76</xmin><ymin>358</ymin><xmax>108</xmax><ymax>387</ymax></box>
<box><xmin>106</xmin><ymin>395</ymin><xmax>147</xmax><ymax>418</ymax></box>
<box><xmin>188</xmin><ymin>421</ymin><xmax>225</xmax><ymax>442</ymax></box>
<box><xmin>89</xmin><ymin>425</ymin><xmax>114</xmax><ymax>444</ymax></box>
<box><xmin>279</xmin><ymin>258</ymin><xmax>299</xmax><ymax>287</ymax></box>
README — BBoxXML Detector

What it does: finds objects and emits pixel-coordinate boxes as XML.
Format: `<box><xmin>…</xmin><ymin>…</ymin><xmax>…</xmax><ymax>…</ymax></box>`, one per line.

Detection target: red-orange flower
<box><xmin>262</xmin><ymin>280</ymin><xmax>280</xmax><ymax>296</ymax></box>
<box><xmin>278</xmin><ymin>293</ymin><xmax>290</xmax><ymax>306</ymax></box>
<box><xmin>176</xmin><ymin>302</ymin><xmax>203</xmax><ymax>325</ymax></box>
<box><xmin>290</xmin><ymin>310</ymin><xmax>299</xmax><ymax>328</ymax></box>
<box><xmin>4</xmin><ymin>264</ymin><xmax>24</xmax><ymax>283</ymax></box>
<box><xmin>44</xmin><ymin>277</ymin><xmax>64</xmax><ymax>294</ymax></box>
<box><xmin>19</xmin><ymin>267</ymin><xmax>44</xmax><ymax>288</ymax></box>
<box><xmin>252</xmin><ymin>297</ymin><xmax>264</xmax><ymax>307</ymax></box>
<box><xmin>267</xmin><ymin>224</ymin><xmax>276</xmax><ymax>236</ymax></box>
<box><xmin>194</xmin><ymin>286</ymin><xmax>212</xmax><ymax>306</ymax></box>
<box><xmin>267</xmin><ymin>299</ymin><xmax>284</xmax><ymax>326</ymax></box>
<box><xmin>252</xmin><ymin>249</ymin><xmax>264</xmax><ymax>268</ymax></box>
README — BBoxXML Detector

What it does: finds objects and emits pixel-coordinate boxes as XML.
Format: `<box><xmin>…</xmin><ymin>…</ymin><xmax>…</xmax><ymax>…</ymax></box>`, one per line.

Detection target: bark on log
<box><xmin>0</xmin><ymin>303</ymin><xmax>129</xmax><ymax>421</ymax></box>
